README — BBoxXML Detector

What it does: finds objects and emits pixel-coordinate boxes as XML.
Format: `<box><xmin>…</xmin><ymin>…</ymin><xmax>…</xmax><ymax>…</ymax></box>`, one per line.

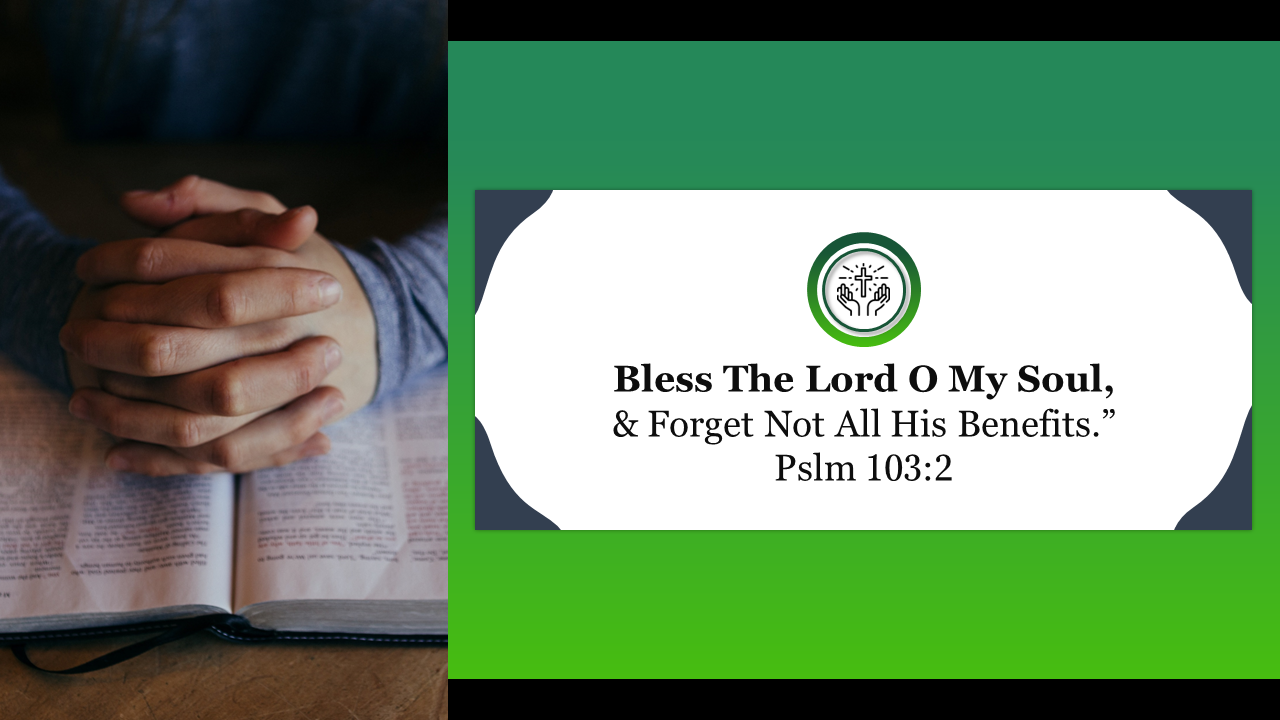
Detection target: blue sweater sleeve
<box><xmin>0</xmin><ymin>168</ymin><xmax>93</xmax><ymax>393</ymax></box>
<box><xmin>0</xmin><ymin>164</ymin><xmax>445</xmax><ymax>402</ymax></box>
<box><xmin>334</xmin><ymin>215</ymin><xmax>448</xmax><ymax>403</ymax></box>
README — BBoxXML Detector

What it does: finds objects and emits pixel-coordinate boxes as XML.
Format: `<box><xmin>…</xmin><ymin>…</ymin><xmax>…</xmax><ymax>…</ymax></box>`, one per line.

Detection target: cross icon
<box><xmin>847</xmin><ymin>264</ymin><xmax>875</xmax><ymax>298</ymax></box>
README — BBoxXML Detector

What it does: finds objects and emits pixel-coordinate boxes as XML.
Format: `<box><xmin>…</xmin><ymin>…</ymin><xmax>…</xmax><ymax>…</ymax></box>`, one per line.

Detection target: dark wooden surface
<box><xmin>0</xmin><ymin>633</ymin><xmax>448</xmax><ymax>719</ymax></box>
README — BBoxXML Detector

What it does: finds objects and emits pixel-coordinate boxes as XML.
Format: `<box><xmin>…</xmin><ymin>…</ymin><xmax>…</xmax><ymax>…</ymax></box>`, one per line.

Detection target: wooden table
<box><xmin>0</xmin><ymin>633</ymin><xmax>448</xmax><ymax>718</ymax></box>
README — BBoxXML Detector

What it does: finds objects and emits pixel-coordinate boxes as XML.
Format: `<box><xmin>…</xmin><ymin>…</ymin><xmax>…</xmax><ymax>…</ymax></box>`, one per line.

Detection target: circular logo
<box><xmin>808</xmin><ymin>233</ymin><xmax>920</xmax><ymax>346</ymax></box>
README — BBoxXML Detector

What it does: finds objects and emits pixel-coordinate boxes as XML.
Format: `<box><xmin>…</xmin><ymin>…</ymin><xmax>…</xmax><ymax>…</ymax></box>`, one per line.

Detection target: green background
<box><xmin>449</xmin><ymin>42</ymin><xmax>1274</xmax><ymax>677</ymax></box>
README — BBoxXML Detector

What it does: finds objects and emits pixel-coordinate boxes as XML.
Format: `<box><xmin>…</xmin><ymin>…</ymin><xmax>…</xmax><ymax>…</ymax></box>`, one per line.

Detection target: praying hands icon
<box><xmin>834</xmin><ymin>262</ymin><xmax>894</xmax><ymax>320</ymax></box>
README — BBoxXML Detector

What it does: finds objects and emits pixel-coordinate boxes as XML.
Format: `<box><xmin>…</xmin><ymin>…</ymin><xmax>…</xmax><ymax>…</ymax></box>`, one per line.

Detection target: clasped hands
<box><xmin>61</xmin><ymin>176</ymin><xmax>378</xmax><ymax>476</ymax></box>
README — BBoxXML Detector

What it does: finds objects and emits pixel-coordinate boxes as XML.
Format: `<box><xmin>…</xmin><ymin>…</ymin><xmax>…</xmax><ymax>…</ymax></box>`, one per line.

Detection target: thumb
<box><xmin>122</xmin><ymin>175</ymin><xmax>287</xmax><ymax>228</ymax></box>
<box><xmin>162</xmin><ymin>206</ymin><xmax>318</xmax><ymax>251</ymax></box>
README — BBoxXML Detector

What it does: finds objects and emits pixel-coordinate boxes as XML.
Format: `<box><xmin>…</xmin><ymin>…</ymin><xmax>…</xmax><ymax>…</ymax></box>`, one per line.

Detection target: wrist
<box><xmin>304</xmin><ymin>236</ymin><xmax>378</xmax><ymax>418</ymax></box>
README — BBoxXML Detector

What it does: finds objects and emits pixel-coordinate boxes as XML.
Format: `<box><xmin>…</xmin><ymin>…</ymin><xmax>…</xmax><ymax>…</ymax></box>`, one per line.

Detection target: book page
<box><xmin>0</xmin><ymin>357</ymin><xmax>234</xmax><ymax>632</ymax></box>
<box><xmin>234</xmin><ymin>365</ymin><xmax>447</xmax><ymax>611</ymax></box>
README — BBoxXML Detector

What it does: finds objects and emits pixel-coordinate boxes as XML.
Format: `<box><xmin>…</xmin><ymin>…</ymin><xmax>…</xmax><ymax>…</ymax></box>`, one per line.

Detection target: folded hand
<box><xmin>61</xmin><ymin>176</ymin><xmax>378</xmax><ymax>475</ymax></box>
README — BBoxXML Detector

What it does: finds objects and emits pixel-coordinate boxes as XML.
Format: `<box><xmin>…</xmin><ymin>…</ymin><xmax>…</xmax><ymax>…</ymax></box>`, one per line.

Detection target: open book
<box><xmin>0</xmin><ymin>356</ymin><xmax>447</xmax><ymax>642</ymax></box>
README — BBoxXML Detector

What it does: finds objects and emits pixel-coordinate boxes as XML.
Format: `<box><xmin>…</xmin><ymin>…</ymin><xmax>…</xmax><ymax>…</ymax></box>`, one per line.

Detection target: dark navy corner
<box><xmin>1168</xmin><ymin>190</ymin><xmax>1252</xmax><ymax>530</ymax></box>
<box><xmin>474</xmin><ymin>191</ymin><xmax>559</xmax><ymax>529</ymax></box>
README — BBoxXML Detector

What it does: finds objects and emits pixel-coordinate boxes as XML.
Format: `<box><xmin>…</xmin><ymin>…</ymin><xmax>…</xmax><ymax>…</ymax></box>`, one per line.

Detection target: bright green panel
<box><xmin>449</xmin><ymin>42</ymin><xmax>1277</xmax><ymax>678</ymax></box>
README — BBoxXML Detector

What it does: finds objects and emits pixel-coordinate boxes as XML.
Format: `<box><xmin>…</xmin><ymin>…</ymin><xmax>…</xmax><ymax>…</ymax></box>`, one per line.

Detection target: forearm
<box><xmin>0</xmin><ymin>168</ymin><xmax>93</xmax><ymax>393</ymax></box>
<box><xmin>334</xmin><ymin>215</ymin><xmax>448</xmax><ymax>403</ymax></box>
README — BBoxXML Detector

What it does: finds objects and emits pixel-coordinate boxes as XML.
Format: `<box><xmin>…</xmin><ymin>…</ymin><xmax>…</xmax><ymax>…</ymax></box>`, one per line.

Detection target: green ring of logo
<box><xmin>808</xmin><ymin>232</ymin><xmax>921</xmax><ymax>347</ymax></box>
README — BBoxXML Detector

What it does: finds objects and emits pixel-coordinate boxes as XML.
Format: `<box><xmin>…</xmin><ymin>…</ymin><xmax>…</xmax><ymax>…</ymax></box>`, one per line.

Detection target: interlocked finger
<box><xmin>106</xmin><ymin>433</ymin><xmax>332</xmax><ymax>476</ymax></box>
<box><xmin>97</xmin><ymin>337</ymin><xmax>342</xmax><ymax>416</ymax></box>
<box><xmin>161</xmin><ymin>386</ymin><xmax>344</xmax><ymax>471</ymax></box>
<box><xmin>77</xmin><ymin>238</ymin><xmax>307</xmax><ymax>285</ymax></box>
<box><xmin>70</xmin><ymin>388</ymin><xmax>265</xmax><ymax>447</ymax></box>
<box><xmin>95</xmin><ymin>268</ymin><xmax>341</xmax><ymax>328</ymax></box>
<box><xmin>61</xmin><ymin>318</ymin><xmax>304</xmax><ymax>377</ymax></box>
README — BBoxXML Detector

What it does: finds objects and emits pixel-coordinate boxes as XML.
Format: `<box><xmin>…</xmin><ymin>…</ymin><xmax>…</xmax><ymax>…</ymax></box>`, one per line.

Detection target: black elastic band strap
<box><xmin>10</xmin><ymin>614</ymin><xmax>234</xmax><ymax>674</ymax></box>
